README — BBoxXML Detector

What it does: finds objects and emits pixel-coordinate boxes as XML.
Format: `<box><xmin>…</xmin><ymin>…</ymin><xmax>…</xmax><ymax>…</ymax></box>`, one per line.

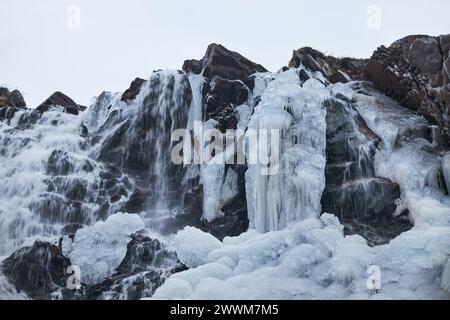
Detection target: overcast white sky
<box><xmin>1</xmin><ymin>0</ymin><xmax>449</xmax><ymax>107</ymax></box>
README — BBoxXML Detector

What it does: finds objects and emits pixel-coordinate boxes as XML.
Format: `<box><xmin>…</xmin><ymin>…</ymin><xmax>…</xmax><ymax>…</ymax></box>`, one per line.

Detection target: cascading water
<box><xmin>0</xmin><ymin>108</ymin><xmax>124</xmax><ymax>256</ymax></box>
<box><xmin>90</xmin><ymin>71</ymin><xmax>192</xmax><ymax>232</ymax></box>
<box><xmin>320</xmin><ymin>83</ymin><xmax>412</xmax><ymax>245</ymax></box>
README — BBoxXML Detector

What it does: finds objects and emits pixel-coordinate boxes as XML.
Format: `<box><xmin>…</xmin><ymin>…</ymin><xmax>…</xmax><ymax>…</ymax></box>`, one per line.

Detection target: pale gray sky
<box><xmin>1</xmin><ymin>0</ymin><xmax>449</xmax><ymax>107</ymax></box>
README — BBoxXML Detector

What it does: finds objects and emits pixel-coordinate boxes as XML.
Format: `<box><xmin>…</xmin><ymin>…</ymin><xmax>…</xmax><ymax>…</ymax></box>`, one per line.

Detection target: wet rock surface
<box><xmin>2</xmin><ymin>241</ymin><xmax>71</xmax><ymax>299</ymax></box>
<box><xmin>321</xmin><ymin>97</ymin><xmax>412</xmax><ymax>245</ymax></box>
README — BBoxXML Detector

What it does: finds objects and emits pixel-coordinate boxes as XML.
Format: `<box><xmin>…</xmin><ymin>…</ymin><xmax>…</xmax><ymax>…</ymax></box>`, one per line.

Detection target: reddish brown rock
<box><xmin>367</xmin><ymin>34</ymin><xmax>450</xmax><ymax>142</ymax></box>
<box><xmin>289</xmin><ymin>47</ymin><xmax>368</xmax><ymax>83</ymax></box>
<box><xmin>37</xmin><ymin>91</ymin><xmax>83</xmax><ymax>115</ymax></box>
<box><xmin>182</xmin><ymin>43</ymin><xmax>267</xmax><ymax>89</ymax></box>
<box><xmin>0</xmin><ymin>87</ymin><xmax>26</xmax><ymax>108</ymax></box>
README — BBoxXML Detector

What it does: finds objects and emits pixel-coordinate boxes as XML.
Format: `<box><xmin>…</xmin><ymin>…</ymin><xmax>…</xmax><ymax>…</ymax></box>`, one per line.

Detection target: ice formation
<box><xmin>173</xmin><ymin>226</ymin><xmax>222</xmax><ymax>268</ymax></box>
<box><xmin>63</xmin><ymin>213</ymin><xmax>145</xmax><ymax>285</ymax></box>
<box><xmin>245</xmin><ymin>70</ymin><xmax>328</xmax><ymax>232</ymax></box>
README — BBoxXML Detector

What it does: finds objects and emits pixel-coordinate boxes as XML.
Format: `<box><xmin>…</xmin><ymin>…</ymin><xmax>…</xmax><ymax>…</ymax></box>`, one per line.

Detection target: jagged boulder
<box><xmin>37</xmin><ymin>91</ymin><xmax>84</xmax><ymax>115</ymax></box>
<box><xmin>183</xmin><ymin>43</ymin><xmax>267</xmax><ymax>88</ymax></box>
<box><xmin>2</xmin><ymin>241</ymin><xmax>72</xmax><ymax>299</ymax></box>
<box><xmin>289</xmin><ymin>47</ymin><xmax>368</xmax><ymax>83</ymax></box>
<box><xmin>0</xmin><ymin>87</ymin><xmax>26</xmax><ymax>109</ymax></box>
<box><xmin>367</xmin><ymin>34</ymin><xmax>450</xmax><ymax>143</ymax></box>
<box><xmin>121</xmin><ymin>78</ymin><xmax>146</xmax><ymax>102</ymax></box>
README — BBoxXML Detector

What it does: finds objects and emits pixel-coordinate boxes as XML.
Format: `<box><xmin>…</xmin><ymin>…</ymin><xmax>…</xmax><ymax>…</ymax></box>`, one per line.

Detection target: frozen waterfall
<box><xmin>245</xmin><ymin>69</ymin><xmax>328</xmax><ymax>232</ymax></box>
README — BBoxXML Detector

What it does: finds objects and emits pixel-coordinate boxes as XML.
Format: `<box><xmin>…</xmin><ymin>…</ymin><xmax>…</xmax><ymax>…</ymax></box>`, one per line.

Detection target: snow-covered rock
<box><xmin>173</xmin><ymin>226</ymin><xmax>222</xmax><ymax>268</ymax></box>
<box><xmin>64</xmin><ymin>213</ymin><xmax>145</xmax><ymax>285</ymax></box>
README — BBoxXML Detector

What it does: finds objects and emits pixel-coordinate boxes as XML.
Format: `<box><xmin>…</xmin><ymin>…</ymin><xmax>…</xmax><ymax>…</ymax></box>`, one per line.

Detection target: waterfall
<box><xmin>0</xmin><ymin>109</ymin><xmax>108</xmax><ymax>256</ymax></box>
<box><xmin>0</xmin><ymin>71</ymin><xmax>193</xmax><ymax>256</ymax></box>
<box><xmin>92</xmin><ymin>71</ymin><xmax>193</xmax><ymax>231</ymax></box>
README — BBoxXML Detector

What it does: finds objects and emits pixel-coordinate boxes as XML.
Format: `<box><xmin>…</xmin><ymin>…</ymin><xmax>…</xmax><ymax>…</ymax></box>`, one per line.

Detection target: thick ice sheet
<box><xmin>63</xmin><ymin>213</ymin><xmax>145</xmax><ymax>285</ymax></box>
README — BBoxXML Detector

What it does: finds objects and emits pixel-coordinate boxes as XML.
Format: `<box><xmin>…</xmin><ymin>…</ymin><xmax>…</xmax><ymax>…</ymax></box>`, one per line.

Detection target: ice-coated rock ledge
<box><xmin>63</xmin><ymin>213</ymin><xmax>145</xmax><ymax>285</ymax></box>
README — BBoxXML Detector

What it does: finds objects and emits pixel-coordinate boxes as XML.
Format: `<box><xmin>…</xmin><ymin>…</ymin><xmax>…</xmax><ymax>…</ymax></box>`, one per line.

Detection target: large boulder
<box><xmin>0</xmin><ymin>87</ymin><xmax>26</xmax><ymax>109</ymax></box>
<box><xmin>2</xmin><ymin>241</ymin><xmax>72</xmax><ymax>299</ymax></box>
<box><xmin>37</xmin><ymin>91</ymin><xmax>84</xmax><ymax>115</ymax></box>
<box><xmin>367</xmin><ymin>34</ymin><xmax>450</xmax><ymax>143</ymax></box>
<box><xmin>182</xmin><ymin>43</ymin><xmax>267</xmax><ymax>88</ymax></box>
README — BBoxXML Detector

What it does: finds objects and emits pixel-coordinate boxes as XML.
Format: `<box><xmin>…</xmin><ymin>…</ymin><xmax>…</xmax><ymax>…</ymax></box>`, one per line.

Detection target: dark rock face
<box><xmin>289</xmin><ymin>47</ymin><xmax>368</xmax><ymax>83</ymax></box>
<box><xmin>203</xmin><ymin>76</ymin><xmax>249</xmax><ymax>132</ymax></box>
<box><xmin>441</xmin><ymin>35</ymin><xmax>450</xmax><ymax>108</ymax></box>
<box><xmin>0</xmin><ymin>87</ymin><xmax>26</xmax><ymax>109</ymax></box>
<box><xmin>183</xmin><ymin>43</ymin><xmax>267</xmax><ymax>89</ymax></box>
<box><xmin>203</xmin><ymin>194</ymin><xmax>248</xmax><ymax>240</ymax></box>
<box><xmin>115</xmin><ymin>234</ymin><xmax>185</xmax><ymax>275</ymax></box>
<box><xmin>180</xmin><ymin>169</ymin><xmax>249</xmax><ymax>241</ymax></box>
<box><xmin>37</xmin><ymin>92</ymin><xmax>83</xmax><ymax>115</ymax></box>
<box><xmin>121</xmin><ymin>78</ymin><xmax>146</xmax><ymax>102</ymax></box>
<box><xmin>182</xmin><ymin>59</ymin><xmax>203</xmax><ymax>75</ymax></box>
<box><xmin>2</xmin><ymin>241</ymin><xmax>72</xmax><ymax>299</ymax></box>
<box><xmin>321</xmin><ymin>97</ymin><xmax>412</xmax><ymax>246</ymax></box>
<box><xmin>323</xmin><ymin>97</ymin><xmax>380</xmax><ymax>170</ymax></box>
<box><xmin>367</xmin><ymin>34</ymin><xmax>450</xmax><ymax>143</ymax></box>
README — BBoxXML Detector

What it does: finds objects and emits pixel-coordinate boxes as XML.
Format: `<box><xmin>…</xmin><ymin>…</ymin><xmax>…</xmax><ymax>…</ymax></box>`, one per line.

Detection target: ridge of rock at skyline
<box><xmin>288</xmin><ymin>46</ymin><xmax>368</xmax><ymax>83</ymax></box>
<box><xmin>182</xmin><ymin>43</ymin><xmax>267</xmax><ymax>88</ymax></box>
<box><xmin>37</xmin><ymin>91</ymin><xmax>85</xmax><ymax>115</ymax></box>
<box><xmin>0</xmin><ymin>87</ymin><xmax>27</xmax><ymax>109</ymax></box>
